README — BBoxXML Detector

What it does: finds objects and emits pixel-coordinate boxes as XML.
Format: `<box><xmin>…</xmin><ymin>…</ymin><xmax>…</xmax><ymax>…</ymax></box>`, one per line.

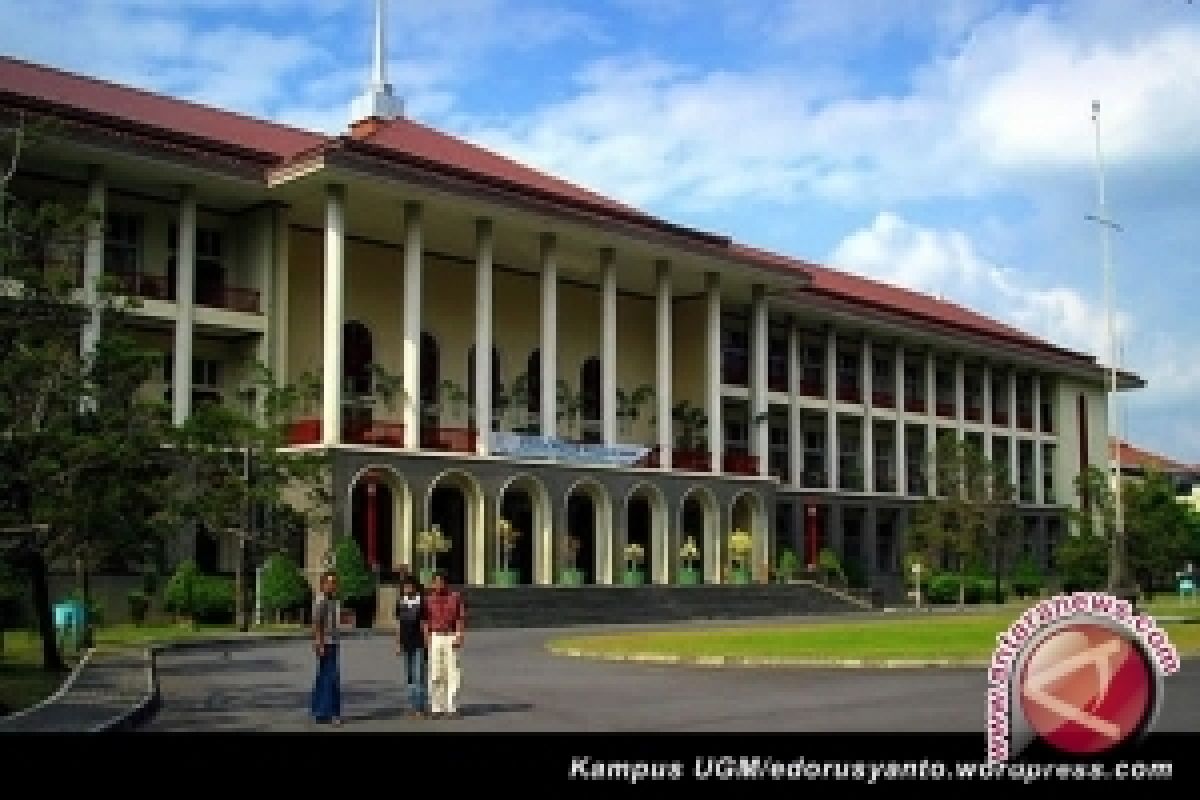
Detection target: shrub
<box><xmin>332</xmin><ymin>536</ymin><xmax>375</xmax><ymax>603</ymax></box>
<box><xmin>926</xmin><ymin>573</ymin><xmax>961</xmax><ymax>604</ymax></box>
<box><xmin>191</xmin><ymin>576</ymin><xmax>234</xmax><ymax>624</ymax></box>
<box><xmin>776</xmin><ymin>548</ymin><xmax>800</xmax><ymax>582</ymax></box>
<box><xmin>1010</xmin><ymin>553</ymin><xmax>1043</xmax><ymax>599</ymax></box>
<box><xmin>261</xmin><ymin>553</ymin><xmax>310</xmax><ymax>618</ymax></box>
<box><xmin>164</xmin><ymin>559</ymin><xmax>200</xmax><ymax>617</ymax></box>
<box><xmin>818</xmin><ymin>548</ymin><xmax>845</xmax><ymax>584</ymax></box>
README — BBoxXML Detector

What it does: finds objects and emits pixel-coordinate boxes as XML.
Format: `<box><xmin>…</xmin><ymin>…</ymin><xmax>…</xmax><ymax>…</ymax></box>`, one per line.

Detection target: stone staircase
<box><xmin>438</xmin><ymin>582</ymin><xmax>873</xmax><ymax>630</ymax></box>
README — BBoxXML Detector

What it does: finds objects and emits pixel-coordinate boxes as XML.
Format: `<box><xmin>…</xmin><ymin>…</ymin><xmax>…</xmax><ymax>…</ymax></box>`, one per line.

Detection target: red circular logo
<box><xmin>1018</xmin><ymin>622</ymin><xmax>1154</xmax><ymax>755</ymax></box>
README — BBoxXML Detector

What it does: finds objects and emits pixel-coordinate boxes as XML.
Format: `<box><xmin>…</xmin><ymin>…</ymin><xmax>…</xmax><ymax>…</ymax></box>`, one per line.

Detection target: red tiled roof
<box><xmin>729</xmin><ymin>244</ymin><xmax>1092</xmax><ymax>362</ymax></box>
<box><xmin>344</xmin><ymin>117</ymin><xmax>645</xmax><ymax>219</ymax></box>
<box><xmin>0</xmin><ymin>55</ymin><xmax>1137</xmax><ymax>373</ymax></box>
<box><xmin>0</xmin><ymin>54</ymin><xmax>323</xmax><ymax>161</ymax></box>
<box><xmin>1113</xmin><ymin>440</ymin><xmax>1193</xmax><ymax>473</ymax></box>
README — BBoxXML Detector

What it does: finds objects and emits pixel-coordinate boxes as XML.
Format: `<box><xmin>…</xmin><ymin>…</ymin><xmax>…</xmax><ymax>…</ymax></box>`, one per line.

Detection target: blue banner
<box><xmin>489</xmin><ymin>432</ymin><xmax>650</xmax><ymax>467</ymax></box>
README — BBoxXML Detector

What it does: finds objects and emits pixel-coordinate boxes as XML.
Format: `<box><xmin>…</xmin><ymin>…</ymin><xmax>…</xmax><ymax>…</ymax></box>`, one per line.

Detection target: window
<box><xmin>169</xmin><ymin>224</ymin><xmax>225</xmax><ymax>305</ymax></box>
<box><xmin>192</xmin><ymin>358</ymin><xmax>221</xmax><ymax>389</ymax></box>
<box><xmin>343</xmin><ymin>321</ymin><xmax>373</xmax><ymax>396</ymax></box>
<box><xmin>105</xmin><ymin>213</ymin><xmax>141</xmax><ymax>278</ymax></box>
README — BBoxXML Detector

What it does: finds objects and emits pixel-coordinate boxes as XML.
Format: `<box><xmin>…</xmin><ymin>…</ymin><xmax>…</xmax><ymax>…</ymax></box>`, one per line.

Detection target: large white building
<box><xmin>0</xmin><ymin>48</ymin><xmax>1142</xmax><ymax>606</ymax></box>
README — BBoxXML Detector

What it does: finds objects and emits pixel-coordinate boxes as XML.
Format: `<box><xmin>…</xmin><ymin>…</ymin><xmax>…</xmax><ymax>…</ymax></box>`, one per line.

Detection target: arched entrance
<box><xmin>728</xmin><ymin>490</ymin><xmax>765</xmax><ymax>583</ymax></box>
<box><xmin>496</xmin><ymin>474</ymin><xmax>551</xmax><ymax>585</ymax></box>
<box><xmin>624</xmin><ymin>483</ymin><xmax>666</xmax><ymax>584</ymax></box>
<box><xmin>347</xmin><ymin>467</ymin><xmax>411</xmax><ymax>625</ymax></box>
<box><xmin>563</xmin><ymin>480</ymin><xmax>612</xmax><ymax>585</ymax></box>
<box><xmin>425</xmin><ymin>470</ymin><xmax>482</xmax><ymax>586</ymax></box>
<box><xmin>678</xmin><ymin>487</ymin><xmax>717</xmax><ymax>584</ymax></box>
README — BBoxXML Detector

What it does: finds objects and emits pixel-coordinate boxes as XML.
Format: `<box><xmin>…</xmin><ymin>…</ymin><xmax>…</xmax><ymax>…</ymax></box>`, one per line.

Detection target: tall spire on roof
<box><xmin>350</xmin><ymin>0</ymin><xmax>402</xmax><ymax>126</ymax></box>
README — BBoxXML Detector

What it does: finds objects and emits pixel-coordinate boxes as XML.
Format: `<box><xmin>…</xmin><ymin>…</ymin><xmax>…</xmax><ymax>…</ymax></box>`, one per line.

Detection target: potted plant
<box><xmin>776</xmin><ymin>547</ymin><xmax>800</xmax><ymax>584</ymax></box>
<box><xmin>493</xmin><ymin>518</ymin><xmax>521</xmax><ymax>586</ymax></box>
<box><xmin>556</xmin><ymin>379</ymin><xmax>583</xmax><ymax>440</ymax></box>
<box><xmin>559</xmin><ymin>535</ymin><xmax>584</xmax><ymax>585</ymax></box>
<box><xmin>623</xmin><ymin>542</ymin><xmax>646</xmax><ymax>585</ymax></box>
<box><xmin>672</xmin><ymin>402</ymin><xmax>709</xmax><ymax>452</ymax></box>
<box><xmin>727</xmin><ymin>529</ymin><xmax>753</xmax><ymax>584</ymax></box>
<box><xmin>679</xmin><ymin>536</ymin><xmax>701</xmax><ymax>584</ymax></box>
<box><xmin>415</xmin><ymin>524</ymin><xmax>451</xmax><ymax>585</ymax></box>
<box><xmin>285</xmin><ymin>370</ymin><xmax>322</xmax><ymax>444</ymax></box>
<box><xmin>616</xmin><ymin>385</ymin><xmax>654</xmax><ymax>437</ymax></box>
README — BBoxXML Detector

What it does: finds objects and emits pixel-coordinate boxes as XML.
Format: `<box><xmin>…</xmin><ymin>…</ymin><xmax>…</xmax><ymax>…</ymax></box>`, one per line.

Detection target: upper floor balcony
<box><xmin>107</xmin><ymin>270</ymin><xmax>261</xmax><ymax>314</ymax></box>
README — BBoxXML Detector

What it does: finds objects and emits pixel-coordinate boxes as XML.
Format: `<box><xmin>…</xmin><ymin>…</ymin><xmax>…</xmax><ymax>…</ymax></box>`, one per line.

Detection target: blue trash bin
<box><xmin>54</xmin><ymin>601</ymin><xmax>86</xmax><ymax>649</ymax></box>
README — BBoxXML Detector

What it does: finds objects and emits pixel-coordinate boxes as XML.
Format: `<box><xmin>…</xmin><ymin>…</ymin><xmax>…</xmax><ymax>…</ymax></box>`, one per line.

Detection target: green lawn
<box><xmin>0</xmin><ymin>631</ymin><xmax>76</xmax><ymax>716</ymax></box>
<box><xmin>91</xmin><ymin>622</ymin><xmax>306</xmax><ymax>652</ymax></box>
<box><xmin>550</xmin><ymin>614</ymin><xmax>1200</xmax><ymax>664</ymax></box>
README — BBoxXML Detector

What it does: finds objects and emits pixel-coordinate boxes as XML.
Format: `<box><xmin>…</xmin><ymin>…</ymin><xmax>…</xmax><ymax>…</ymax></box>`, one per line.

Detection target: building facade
<box><xmin>0</xmin><ymin>55</ymin><xmax>1143</xmax><ymax>602</ymax></box>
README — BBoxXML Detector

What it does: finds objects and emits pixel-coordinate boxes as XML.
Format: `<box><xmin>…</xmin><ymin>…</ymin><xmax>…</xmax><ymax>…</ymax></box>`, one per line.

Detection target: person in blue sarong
<box><xmin>310</xmin><ymin>571</ymin><xmax>343</xmax><ymax>726</ymax></box>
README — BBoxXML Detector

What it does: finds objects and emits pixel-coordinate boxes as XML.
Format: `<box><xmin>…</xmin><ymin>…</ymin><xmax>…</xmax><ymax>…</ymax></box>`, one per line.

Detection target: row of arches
<box><xmin>346</xmin><ymin>466</ymin><xmax>765</xmax><ymax>586</ymax></box>
<box><xmin>343</xmin><ymin>321</ymin><xmax>604</xmax><ymax>425</ymax></box>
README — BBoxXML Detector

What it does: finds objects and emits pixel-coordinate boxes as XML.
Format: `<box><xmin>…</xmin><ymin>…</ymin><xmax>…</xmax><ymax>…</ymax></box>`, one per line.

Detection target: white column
<box><xmin>321</xmin><ymin>184</ymin><xmax>345</xmax><ymax>446</ymax></box>
<box><xmin>826</xmin><ymin>328</ymin><xmax>838</xmax><ymax>489</ymax></box>
<box><xmin>655</xmin><ymin>260</ymin><xmax>673</xmax><ymax>469</ymax></box>
<box><xmin>925</xmin><ymin>350</ymin><xmax>937</xmax><ymax>495</ymax></box>
<box><xmin>862</xmin><ymin>338</ymin><xmax>873</xmax><ymax>493</ymax></box>
<box><xmin>252</xmin><ymin>207</ymin><xmax>274</xmax><ymax>417</ymax></box>
<box><xmin>1009</xmin><ymin>370</ymin><xmax>1019</xmax><ymax>485</ymax></box>
<box><xmin>895</xmin><ymin>345</ymin><xmax>906</xmax><ymax>496</ymax></box>
<box><xmin>788</xmin><ymin>317</ymin><xmax>802</xmax><ymax>487</ymax></box>
<box><xmin>983</xmin><ymin>364</ymin><xmax>994</xmax><ymax>461</ymax></box>
<box><xmin>272</xmin><ymin>204</ymin><xmax>290</xmax><ymax>384</ymax></box>
<box><xmin>173</xmin><ymin>185</ymin><xmax>197</xmax><ymax>427</ymax></box>
<box><xmin>1033</xmin><ymin>374</ymin><xmax>1044</xmax><ymax>504</ymax></box>
<box><xmin>81</xmin><ymin>166</ymin><xmax>105</xmax><ymax>367</ymax></box>
<box><xmin>705</xmin><ymin>272</ymin><xmax>722</xmax><ymax>473</ymax></box>
<box><xmin>540</xmin><ymin>233</ymin><xmax>558</xmax><ymax>439</ymax></box>
<box><xmin>955</xmin><ymin>355</ymin><xmax>966</xmax><ymax>441</ymax></box>
<box><xmin>750</xmin><ymin>283</ymin><xmax>768</xmax><ymax>476</ymax></box>
<box><xmin>401</xmin><ymin>201</ymin><xmax>422</xmax><ymax>449</ymax></box>
<box><xmin>601</xmin><ymin>248</ymin><xmax>618</xmax><ymax>446</ymax></box>
<box><xmin>475</xmin><ymin>218</ymin><xmax>493</xmax><ymax>455</ymax></box>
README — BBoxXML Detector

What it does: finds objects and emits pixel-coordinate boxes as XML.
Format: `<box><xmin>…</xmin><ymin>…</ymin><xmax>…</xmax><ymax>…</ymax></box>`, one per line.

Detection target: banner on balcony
<box><xmin>489</xmin><ymin>432</ymin><xmax>650</xmax><ymax>467</ymax></box>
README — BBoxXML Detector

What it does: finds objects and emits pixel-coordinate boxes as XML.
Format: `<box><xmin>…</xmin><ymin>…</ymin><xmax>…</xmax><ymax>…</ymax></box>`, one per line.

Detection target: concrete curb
<box><xmin>0</xmin><ymin>647</ymin><xmax>96</xmax><ymax>727</ymax></box>
<box><xmin>546</xmin><ymin>645</ymin><xmax>990</xmax><ymax>669</ymax></box>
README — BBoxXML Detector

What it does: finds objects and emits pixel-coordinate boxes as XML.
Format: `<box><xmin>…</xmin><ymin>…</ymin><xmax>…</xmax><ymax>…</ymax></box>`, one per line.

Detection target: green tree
<box><xmin>1125</xmin><ymin>470</ymin><xmax>1194</xmax><ymax>595</ymax></box>
<box><xmin>260</xmin><ymin>552</ymin><xmax>310</xmax><ymax>622</ymax></box>
<box><xmin>1</xmin><ymin>121</ymin><xmax>171</xmax><ymax>668</ymax></box>
<box><xmin>1057</xmin><ymin>466</ymin><xmax>1113</xmax><ymax>591</ymax></box>
<box><xmin>906</xmin><ymin>436</ymin><xmax>1017</xmax><ymax>606</ymax></box>
<box><xmin>158</xmin><ymin>364</ymin><xmax>331</xmax><ymax>631</ymax></box>
<box><xmin>331</xmin><ymin>535</ymin><xmax>374</xmax><ymax>604</ymax></box>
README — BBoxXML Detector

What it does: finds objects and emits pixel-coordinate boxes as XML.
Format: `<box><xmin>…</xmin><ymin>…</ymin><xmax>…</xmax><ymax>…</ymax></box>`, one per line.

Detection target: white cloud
<box><xmin>830</xmin><ymin>211</ymin><xmax>1123</xmax><ymax>358</ymax></box>
<box><xmin>830</xmin><ymin>212</ymin><xmax>1200</xmax><ymax>413</ymax></box>
<box><xmin>452</xmin><ymin>2</ymin><xmax>1200</xmax><ymax>210</ymax></box>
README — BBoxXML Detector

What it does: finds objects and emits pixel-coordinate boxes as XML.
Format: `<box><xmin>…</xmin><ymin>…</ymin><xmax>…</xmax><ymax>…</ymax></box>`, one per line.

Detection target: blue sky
<box><xmin>2</xmin><ymin>0</ymin><xmax>1198</xmax><ymax>462</ymax></box>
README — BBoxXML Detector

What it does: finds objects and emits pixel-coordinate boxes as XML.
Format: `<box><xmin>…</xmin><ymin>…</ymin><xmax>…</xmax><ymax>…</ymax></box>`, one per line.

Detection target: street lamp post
<box><xmin>1087</xmin><ymin>99</ymin><xmax>1129</xmax><ymax>598</ymax></box>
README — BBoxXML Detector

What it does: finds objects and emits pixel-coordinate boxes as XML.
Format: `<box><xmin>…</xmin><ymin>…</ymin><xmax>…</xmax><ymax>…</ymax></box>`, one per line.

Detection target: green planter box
<box><xmin>728</xmin><ymin>568</ymin><xmax>751</xmax><ymax>585</ymax></box>
<box><xmin>622</xmin><ymin>569</ymin><xmax>645</xmax><ymax>586</ymax></box>
<box><xmin>559</xmin><ymin>568</ymin><xmax>585</xmax><ymax>586</ymax></box>
<box><xmin>678</xmin><ymin>567</ymin><xmax>701</xmax><ymax>585</ymax></box>
<box><xmin>492</xmin><ymin>568</ymin><xmax>520</xmax><ymax>586</ymax></box>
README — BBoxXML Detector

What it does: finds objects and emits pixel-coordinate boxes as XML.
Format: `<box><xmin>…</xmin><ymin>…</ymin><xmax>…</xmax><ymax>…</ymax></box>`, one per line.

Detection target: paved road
<box><xmin>143</xmin><ymin>624</ymin><xmax>1200</xmax><ymax>733</ymax></box>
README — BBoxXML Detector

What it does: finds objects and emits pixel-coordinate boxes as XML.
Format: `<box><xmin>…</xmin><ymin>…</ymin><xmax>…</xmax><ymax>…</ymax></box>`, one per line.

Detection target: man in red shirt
<box><xmin>421</xmin><ymin>570</ymin><xmax>466</xmax><ymax>719</ymax></box>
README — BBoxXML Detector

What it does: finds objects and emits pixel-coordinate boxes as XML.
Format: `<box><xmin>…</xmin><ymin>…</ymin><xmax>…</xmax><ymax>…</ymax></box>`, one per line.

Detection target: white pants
<box><xmin>428</xmin><ymin>633</ymin><xmax>461</xmax><ymax>714</ymax></box>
